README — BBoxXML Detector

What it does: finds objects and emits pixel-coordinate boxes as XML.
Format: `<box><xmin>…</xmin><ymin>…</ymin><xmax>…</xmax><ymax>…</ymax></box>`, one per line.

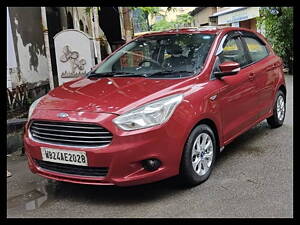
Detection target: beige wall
<box><xmin>216</xmin><ymin>7</ymin><xmax>231</xmax><ymax>12</ymax></box>
<box><xmin>192</xmin><ymin>7</ymin><xmax>217</xmax><ymax>27</ymax></box>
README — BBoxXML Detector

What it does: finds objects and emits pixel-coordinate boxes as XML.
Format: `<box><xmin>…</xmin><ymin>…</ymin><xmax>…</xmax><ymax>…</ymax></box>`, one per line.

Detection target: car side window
<box><xmin>211</xmin><ymin>36</ymin><xmax>248</xmax><ymax>79</ymax></box>
<box><xmin>243</xmin><ymin>37</ymin><xmax>269</xmax><ymax>62</ymax></box>
<box><xmin>219</xmin><ymin>37</ymin><xmax>248</xmax><ymax>67</ymax></box>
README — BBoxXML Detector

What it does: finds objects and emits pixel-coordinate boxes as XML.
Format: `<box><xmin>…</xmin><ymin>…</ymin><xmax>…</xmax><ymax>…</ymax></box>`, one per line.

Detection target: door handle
<box><xmin>248</xmin><ymin>72</ymin><xmax>255</xmax><ymax>81</ymax></box>
<box><xmin>266</xmin><ymin>64</ymin><xmax>277</xmax><ymax>72</ymax></box>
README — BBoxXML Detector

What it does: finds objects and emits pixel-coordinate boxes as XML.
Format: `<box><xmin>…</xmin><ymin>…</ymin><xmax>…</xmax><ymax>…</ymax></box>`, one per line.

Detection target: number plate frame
<box><xmin>40</xmin><ymin>147</ymin><xmax>88</xmax><ymax>166</ymax></box>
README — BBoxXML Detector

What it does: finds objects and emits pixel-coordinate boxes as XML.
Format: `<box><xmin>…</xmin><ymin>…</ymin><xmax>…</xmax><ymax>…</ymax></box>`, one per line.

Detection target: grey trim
<box><xmin>28</xmin><ymin>131</ymin><xmax>110</xmax><ymax>149</ymax></box>
<box><xmin>30</xmin><ymin>126</ymin><xmax>110</xmax><ymax>134</ymax></box>
<box><xmin>28</xmin><ymin>120</ymin><xmax>111</xmax><ymax>149</ymax></box>
<box><xmin>215</xmin><ymin>34</ymin><xmax>228</xmax><ymax>56</ymax></box>
<box><xmin>220</xmin><ymin>146</ymin><xmax>225</xmax><ymax>152</ymax></box>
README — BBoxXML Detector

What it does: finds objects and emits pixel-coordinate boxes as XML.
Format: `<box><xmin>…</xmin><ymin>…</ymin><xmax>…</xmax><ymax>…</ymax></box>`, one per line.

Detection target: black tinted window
<box><xmin>243</xmin><ymin>37</ymin><xmax>269</xmax><ymax>62</ymax></box>
<box><xmin>219</xmin><ymin>37</ymin><xmax>248</xmax><ymax>67</ymax></box>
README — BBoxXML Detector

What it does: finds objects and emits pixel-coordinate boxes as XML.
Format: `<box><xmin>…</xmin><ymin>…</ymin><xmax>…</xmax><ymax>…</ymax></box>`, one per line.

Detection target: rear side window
<box><xmin>243</xmin><ymin>37</ymin><xmax>269</xmax><ymax>62</ymax></box>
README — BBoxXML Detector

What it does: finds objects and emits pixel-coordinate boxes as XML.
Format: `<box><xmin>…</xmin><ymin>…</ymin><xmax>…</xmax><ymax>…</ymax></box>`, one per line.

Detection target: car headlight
<box><xmin>113</xmin><ymin>94</ymin><xmax>183</xmax><ymax>131</ymax></box>
<box><xmin>28</xmin><ymin>96</ymin><xmax>44</xmax><ymax>120</ymax></box>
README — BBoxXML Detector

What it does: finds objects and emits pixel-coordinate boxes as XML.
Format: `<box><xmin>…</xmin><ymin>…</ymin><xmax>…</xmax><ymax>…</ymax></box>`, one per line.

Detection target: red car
<box><xmin>24</xmin><ymin>27</ymin><xmax>286</xmax><ymax>187</ymax></box>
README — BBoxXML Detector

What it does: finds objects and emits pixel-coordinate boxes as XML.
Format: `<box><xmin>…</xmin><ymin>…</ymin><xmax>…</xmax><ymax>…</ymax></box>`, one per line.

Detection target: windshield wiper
<box><xmin>87</xmin><ymin>70</ymin><xmax>193</xmax><ymax>79</ymax></box>
<box><xmin>113</xmin><ymin>73</ymin><xmax>148</xmax><ymax>78</ymax></box>
<box><xmin>148</xmin><ymin>70</ymin><xmax>194</xmax><ymax>77</ymax></box>
<box><xmin>87</xmin><ymin>71</ymin><xmax>143</xmax><ymax>79</ymax></box>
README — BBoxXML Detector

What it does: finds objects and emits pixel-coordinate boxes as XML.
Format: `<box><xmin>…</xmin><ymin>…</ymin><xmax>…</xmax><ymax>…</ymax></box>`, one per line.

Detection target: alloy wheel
<box><xmin>277</xmin><ymin>95</ymin><xmax>285</xmax><ymax>121</ymax></box>
<box><xmin>191</xmin><ymin>133</ymin><xmax>214</xmax><ymax>176</ymax></box>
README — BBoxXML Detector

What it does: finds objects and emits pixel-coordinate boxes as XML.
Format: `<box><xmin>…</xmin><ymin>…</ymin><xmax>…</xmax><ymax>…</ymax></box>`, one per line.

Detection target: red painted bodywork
<box><xmin>24</xmin><ymin>27</ymin><xmax>286</xmax><ymax>186</ymax></box>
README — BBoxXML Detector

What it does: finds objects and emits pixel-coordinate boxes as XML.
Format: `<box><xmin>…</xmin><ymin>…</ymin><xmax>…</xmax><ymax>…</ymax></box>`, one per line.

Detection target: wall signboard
<box><xmin>218</xmin><ymin>7</ymin><xmax>260</xmax><ymax>25</ymax></box>
<box><xmin>54</xmin><ymin>29</ymin><xmax>95</xmax><ymax>85</ymax></box>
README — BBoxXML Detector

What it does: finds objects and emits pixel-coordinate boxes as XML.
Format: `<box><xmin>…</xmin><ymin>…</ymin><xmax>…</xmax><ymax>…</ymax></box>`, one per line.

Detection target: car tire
<box><xmin>179</xmin><ymin>124</ymin><xmax>217</xmax><ymax>187</ymax></box>
<box><xmin>267</xmin><ymin>90</ymin><xmax>286</xmax><ymax>128</ymax></box>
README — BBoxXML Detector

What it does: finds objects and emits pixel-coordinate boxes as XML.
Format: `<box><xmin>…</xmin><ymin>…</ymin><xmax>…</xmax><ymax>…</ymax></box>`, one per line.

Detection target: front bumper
<box><xmin>24</xmin><ymin>109</ymin><xmax>188</xmax><ymax>186</ymax></box>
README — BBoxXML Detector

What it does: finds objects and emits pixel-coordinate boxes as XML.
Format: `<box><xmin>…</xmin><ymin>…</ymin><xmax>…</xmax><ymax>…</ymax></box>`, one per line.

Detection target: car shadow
<box><xmin>43</xmin><ymin>175</ymin><xmax>187</xmax><ymax>206</ymax></box>
<box><xmin>215</xmin><ymin>120</ymin><xmax>271</xmax><ymax>169</ymax></box>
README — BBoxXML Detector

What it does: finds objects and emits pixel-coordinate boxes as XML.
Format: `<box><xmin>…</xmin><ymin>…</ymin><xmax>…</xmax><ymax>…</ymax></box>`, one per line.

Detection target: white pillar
<box><xmin>73</xmin><ymin>7</ymin><xmax>80</xmax><ymax>30</ymax></box>
<box><xmin>7</xmin><ymin>7</ymin><xmax>16</xmax><ymax>90</ymax></box>
<box><xmin>92</xmin><ymin>7</ymin><xmax>102</xmax><ymax>63</ymax></box>
<box><xmin>7</xmin><ymin>68</ymin><xmax>12</xmax><ymax>89</ymax></box>
<box><xmin>41</xmin><ymin>7</ymin><xmax>55</xmax><ymax>89</ymax></box>
<box><xmin>90</xmin><ymin>7</ymin><xmax>97</xmax><ymax>63</ymax></box>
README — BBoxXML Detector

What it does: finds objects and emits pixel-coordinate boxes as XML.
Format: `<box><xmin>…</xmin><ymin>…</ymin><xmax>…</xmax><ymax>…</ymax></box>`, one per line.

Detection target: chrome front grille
<box><xmin>29</xmin><ymin>120</ymin><xmax>113</xmax><ymax>147</ymax></box>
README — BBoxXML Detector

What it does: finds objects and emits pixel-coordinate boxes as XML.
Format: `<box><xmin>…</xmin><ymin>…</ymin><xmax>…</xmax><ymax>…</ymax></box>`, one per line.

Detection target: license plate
<box><xmin>40</xmin><ymin>147</ymin><xmax>88</xmax><ymax>166</ymax></box>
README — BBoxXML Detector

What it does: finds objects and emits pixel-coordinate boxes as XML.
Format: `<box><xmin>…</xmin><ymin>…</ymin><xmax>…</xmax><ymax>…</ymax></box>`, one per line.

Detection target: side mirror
<box><xmin>214</xmin><ymin>61</ymin><xmax>240</xmax><ymax>79</ymax></box>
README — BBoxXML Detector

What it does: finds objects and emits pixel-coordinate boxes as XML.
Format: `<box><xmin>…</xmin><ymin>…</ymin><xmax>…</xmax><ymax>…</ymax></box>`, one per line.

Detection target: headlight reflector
<box><xmin>113</xmin><ymin>94</ymin><xmax>183</xmax><ymax>131</ymax></box>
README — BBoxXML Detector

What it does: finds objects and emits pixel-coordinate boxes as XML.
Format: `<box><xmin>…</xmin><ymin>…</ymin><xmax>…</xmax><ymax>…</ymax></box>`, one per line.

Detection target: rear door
<box><xmin>211</xmin><ymin>32</ymin><xmax>258</xmax><ymax>143</ymax></box>
<box><xmin>240</xmin><ymin>33</ymin><xmax>279</xmax><ymax>119</ymax></box>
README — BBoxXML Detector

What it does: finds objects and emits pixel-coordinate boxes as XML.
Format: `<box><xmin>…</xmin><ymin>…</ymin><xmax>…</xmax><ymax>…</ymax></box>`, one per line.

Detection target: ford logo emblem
<box><xmin>57</xmin><ymin>112</ymin><xmax>69</xmax><ymax>118</ymax></box>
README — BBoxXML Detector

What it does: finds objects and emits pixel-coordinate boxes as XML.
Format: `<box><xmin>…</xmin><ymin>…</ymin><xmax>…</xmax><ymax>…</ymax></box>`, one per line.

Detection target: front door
<box><xmin>212</xmin><ymin>34</ymin><xmax>258</xmax><ymax>143</ymax></box>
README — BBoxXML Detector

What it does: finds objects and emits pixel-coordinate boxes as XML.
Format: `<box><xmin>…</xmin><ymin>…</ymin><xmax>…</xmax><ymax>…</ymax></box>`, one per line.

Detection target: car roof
<box><xmin>138</xmin><ymin>26</ymin><xmax>258</xmax><ymax>37</ymax></box>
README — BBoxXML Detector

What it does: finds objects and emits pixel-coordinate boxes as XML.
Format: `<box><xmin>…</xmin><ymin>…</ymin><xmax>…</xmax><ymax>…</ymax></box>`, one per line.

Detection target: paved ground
<box><xmin>7</xmin><ymin>75</ymin><xmax>293</xmax><ymax>218</ymax></box>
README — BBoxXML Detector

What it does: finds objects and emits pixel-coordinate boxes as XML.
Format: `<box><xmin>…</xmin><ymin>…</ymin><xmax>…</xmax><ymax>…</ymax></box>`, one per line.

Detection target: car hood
<box><xmin>37</xmin><ymin>76</ymin><xmax>193</xmax><ymax>115</ymax></box>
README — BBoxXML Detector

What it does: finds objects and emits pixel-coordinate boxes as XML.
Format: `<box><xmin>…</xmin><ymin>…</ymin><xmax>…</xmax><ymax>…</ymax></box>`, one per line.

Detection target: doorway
<box><xmin>98</xmin><ymin>7</ymin><xmax>125</xmax><ymax>56</ymax></box>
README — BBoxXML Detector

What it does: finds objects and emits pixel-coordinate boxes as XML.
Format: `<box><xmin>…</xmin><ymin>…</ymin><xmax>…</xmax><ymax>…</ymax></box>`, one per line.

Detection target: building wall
<box><xmin>239</xmin><ymin>18</ymin><xmax>257</xmax><ymax>30</ymax></box>
<box><xmin>7</xmin><ymin>8</ymin><xmax>16</xmax><ymax>90</ymax></box>
<box><xmin>7</xmin><ymin>6</ymin><xmax>131</xmax><ymax>90</ymax></box>
<box><xmin>250</xmin><ymin>18</ymin><xmax>257</xmax><ymax>30</ymax></box>
<box><xmin>65</xmin><ymin>7</ymin><xmax>93</xmax><ymax>35</ymax></box>
<box><xmin>65</xmin><ymin>7</ymin><xmax>127</xmax><ymax>40</ymax></box>
<box><xmin>216</xmin><ymin>7</ymin><xmax>233</xmax><ymax>13</ymax></box>
<box><xmin>214</xmin><ymin>7</ymin><xmax>260</xmax><ymax>32</ymax></box>
<box><xmin>192</xmin><ymin>7</ymin><xmax>217</xmax><ymax>27</ymax></box>
<box><xmin>8</xmin><ymin>7</ymin><xmax>49</xmax><ymax>89</ymax></box>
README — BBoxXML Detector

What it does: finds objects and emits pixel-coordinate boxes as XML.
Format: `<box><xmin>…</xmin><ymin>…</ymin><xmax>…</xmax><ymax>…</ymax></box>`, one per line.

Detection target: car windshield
<box><xmin>91</xmin><ymin>33</ymin><xmax>216</xmax><ymax>78</ymax></box>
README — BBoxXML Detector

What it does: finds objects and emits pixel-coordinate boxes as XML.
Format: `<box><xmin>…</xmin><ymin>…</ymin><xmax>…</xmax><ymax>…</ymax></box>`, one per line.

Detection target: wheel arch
<box><xmin>197</xmin><ymin>118</ymin><xmax>220</xmax><ymax>151</ymax></box>
<box><xmin>189</xmin><ymin>118</ymin><xmax>221</xmax><ymax>154</ymax></box>
<box><xmin>271</xmin><ymin>83</ymin><xmax>287</xmax><ymax>109</ymax></box>
<box><xmin>278</xmin><ymin>84</ymin><xmax>287</xmax><ymax>98</ymax></box>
